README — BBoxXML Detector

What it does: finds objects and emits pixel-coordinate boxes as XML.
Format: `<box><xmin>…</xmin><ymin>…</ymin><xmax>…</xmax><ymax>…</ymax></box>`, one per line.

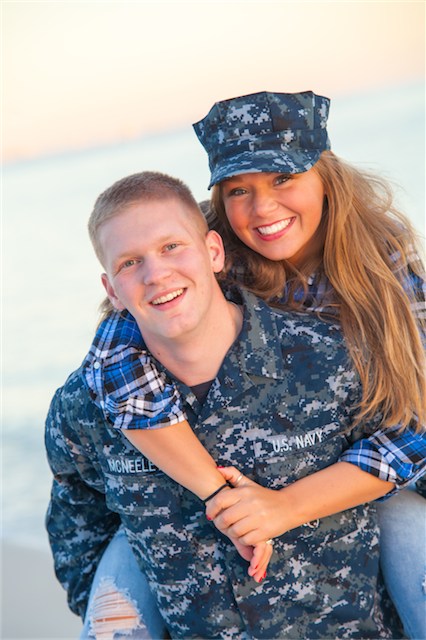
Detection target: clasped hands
<box><xmin>205</xmin><ymin>466</ymin><xmax>287</xmax><ymax>583</ymax></box>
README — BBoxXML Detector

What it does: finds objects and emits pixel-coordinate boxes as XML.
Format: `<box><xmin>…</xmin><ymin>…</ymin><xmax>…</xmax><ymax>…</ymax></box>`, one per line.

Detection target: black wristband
<box><xmin>203</xmin><ymin>482</ymin><xmax>230</xmax><ymax>503</ymax></box>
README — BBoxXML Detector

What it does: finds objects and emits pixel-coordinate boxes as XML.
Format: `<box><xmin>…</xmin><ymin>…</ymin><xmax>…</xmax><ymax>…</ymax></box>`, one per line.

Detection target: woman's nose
<box><xmin>252</xmin><ymin>190</ymin><xmax>278</xmax><ymax>216</ymax></box>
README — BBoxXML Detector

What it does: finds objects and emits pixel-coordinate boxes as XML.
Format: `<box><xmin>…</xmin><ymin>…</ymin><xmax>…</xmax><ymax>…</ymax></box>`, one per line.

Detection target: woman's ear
<box><xmin>101</xmin><ymin>273</ymin><xmax>125</xmax><ymax>311</ymax></box>
<box><xmin>206</xmin><ymin>230</ymin><xmax>226</xmax><ymax>273</ymax></box>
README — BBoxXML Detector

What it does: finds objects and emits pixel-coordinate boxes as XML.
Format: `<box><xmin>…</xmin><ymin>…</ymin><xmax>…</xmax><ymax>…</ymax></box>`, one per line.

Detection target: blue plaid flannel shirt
<box><xmin>83</xmin><ymin>311</ymin><xmax>187</xmax><ymax>431</ymax></box>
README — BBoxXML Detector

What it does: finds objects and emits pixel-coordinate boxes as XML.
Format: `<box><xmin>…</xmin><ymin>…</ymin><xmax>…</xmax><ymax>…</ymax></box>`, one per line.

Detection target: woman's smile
<box><xmin>255</xmin><ymin>216</ymin><xmax>296</xmax><ymax>238</ymax></box>
<box><xmin>222</xmin><ymin>170</ymin><xmax>325</xmax><ymax>265</ymax></box>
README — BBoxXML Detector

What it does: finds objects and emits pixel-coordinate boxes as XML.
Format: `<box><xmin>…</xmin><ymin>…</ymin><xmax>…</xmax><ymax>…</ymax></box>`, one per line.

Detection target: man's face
<box><xmin>100</xmin><ymin>197</ymin><xmax>225</xmax><ymax>346</ymax></box>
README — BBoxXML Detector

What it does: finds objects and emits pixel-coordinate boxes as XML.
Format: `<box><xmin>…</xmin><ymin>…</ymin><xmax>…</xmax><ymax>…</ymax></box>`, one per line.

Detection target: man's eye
<box><xmin>121</xmin><ymin>259</ymin><xmax>139</xmax><ymax>270</ymax></box>
<box><xmin>165</xmin><ymin>243</ymin><xmax>178</xmax><ymax>251</ymax></box>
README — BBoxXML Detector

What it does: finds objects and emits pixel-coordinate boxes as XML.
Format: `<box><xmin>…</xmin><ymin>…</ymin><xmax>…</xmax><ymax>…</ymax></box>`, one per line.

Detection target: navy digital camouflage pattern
<box><xmin>193</xmin><ymin>91</ymin><xmax>331</xmax><ymax>188</ymax></box>
<box><xmin>45</xmin><ymin>289</ymin><xmax>404</xmax><ymax>638</ymax></box>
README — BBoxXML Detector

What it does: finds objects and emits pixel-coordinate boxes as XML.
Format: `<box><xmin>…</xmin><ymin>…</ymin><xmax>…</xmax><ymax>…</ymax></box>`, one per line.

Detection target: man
<box><xmin>46</xmin><ymin>171</ymin><xmax>405</xmax><ymax>639</ymax></box>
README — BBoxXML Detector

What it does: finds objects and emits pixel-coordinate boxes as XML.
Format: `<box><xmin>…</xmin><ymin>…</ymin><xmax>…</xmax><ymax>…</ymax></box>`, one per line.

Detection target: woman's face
<box><xmin>221</xmin><ymin>169</ymin><xmax>325</xmax><ymax>265</ymax></box>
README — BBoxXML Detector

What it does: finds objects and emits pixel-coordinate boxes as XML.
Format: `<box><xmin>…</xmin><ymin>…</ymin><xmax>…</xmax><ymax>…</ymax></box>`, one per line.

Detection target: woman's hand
<box><xmin>206</xmin><ymin>466</ymin><xmax>288</xmax><ymax>547</ymax></box>
<box><xmin>210</xmin><ymin>463</ymin><xmax>395</xmax><ymax>550</ymax></box>
<box><xmin>228</xmin><ymin>535</ymin><xmax>273</xmax><ymax>582</ymax></box>
<box><xmin>205</xmin><ymin>468</ymin><xmax>276</xmax><ymax>581</ymax></box>
<box><xmin>248</xmin><ymin>540</ymin><xmax>273</xmax><ymax>582</ymax></box>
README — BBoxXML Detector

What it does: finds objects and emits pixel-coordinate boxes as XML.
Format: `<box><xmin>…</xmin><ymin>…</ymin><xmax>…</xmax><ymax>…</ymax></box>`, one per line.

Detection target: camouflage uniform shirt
<box><xmin>46</xmin><ymin>289</ymin><xmax>409</xmax><ymax>638</ymax></box>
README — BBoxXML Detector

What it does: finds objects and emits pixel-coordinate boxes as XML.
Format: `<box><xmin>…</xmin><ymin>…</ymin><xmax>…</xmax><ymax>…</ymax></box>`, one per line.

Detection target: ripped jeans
<box><xmin>81</xmin><ymin>487</ymin><xmax>426</xmax><ymax>640</ymax></box>
<box><xmin>80</xmin><ymin>528</ymin><xmax>168</xmax><ymax>640</ymax></box>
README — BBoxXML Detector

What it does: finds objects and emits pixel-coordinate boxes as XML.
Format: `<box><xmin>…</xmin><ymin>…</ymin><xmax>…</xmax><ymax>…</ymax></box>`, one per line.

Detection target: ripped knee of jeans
<box><xmin>87</xmin><ymin>576</ymin><xmax>144</xmax><ymax>639</ymax></box>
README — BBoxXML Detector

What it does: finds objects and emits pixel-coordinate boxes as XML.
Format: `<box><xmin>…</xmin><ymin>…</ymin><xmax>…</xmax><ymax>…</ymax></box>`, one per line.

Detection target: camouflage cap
<box><xmin>193</xmin><ymin>90</ymin><xmax>331</xmax><ymax>188</ymax></box>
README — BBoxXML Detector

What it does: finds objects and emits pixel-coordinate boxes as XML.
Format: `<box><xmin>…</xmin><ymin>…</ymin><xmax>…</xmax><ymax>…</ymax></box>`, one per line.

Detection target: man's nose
<box><xmin>141</xmin><ymin>257</ymin><xmax>171</xmax><ymax>285</ymax></box>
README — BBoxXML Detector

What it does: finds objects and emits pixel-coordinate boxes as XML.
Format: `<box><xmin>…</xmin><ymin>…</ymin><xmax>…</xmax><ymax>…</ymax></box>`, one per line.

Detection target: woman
<box><xmin>80</xmin><ymin>91</ymin><xmax>425</xmax><ymax>639</ymax></box>
<box><xmin>193</xmin><ymin>90</ymin><xmax>425</xmax><ymax>640</ymax></box>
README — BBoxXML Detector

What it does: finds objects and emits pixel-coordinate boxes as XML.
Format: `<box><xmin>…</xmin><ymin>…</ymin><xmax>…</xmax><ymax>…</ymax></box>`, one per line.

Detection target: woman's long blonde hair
<box><xmin>211</xmin><ymin>151</ymin><xmax>425</xmax><ymax>431</ymax></box>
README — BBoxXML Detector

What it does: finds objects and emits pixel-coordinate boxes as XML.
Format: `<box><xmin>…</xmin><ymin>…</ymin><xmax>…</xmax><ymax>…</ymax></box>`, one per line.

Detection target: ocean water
<box><xmin>2</xmin><ymin>81</ymin><xmax>425</xmax><ymax>550</ymax></box>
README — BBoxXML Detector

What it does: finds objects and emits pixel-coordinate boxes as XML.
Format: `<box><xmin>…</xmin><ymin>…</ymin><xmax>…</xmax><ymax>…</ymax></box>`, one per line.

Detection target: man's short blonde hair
<box><xmin>88</xmin><ymin>171</ymin><xmax>208</xmax><ymax>266</ymax></box>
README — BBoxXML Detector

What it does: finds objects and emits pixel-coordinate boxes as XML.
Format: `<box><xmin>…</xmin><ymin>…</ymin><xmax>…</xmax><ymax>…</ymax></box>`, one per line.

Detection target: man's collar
<box><xmin>86</xmin><ymin>287</ymin><xmax>289</xmax><ymax>383</ymax></box>
<box><xmin>227</xmin><ymin>287</ymin><xmax>287</xmax><ymax>380</ymax></box>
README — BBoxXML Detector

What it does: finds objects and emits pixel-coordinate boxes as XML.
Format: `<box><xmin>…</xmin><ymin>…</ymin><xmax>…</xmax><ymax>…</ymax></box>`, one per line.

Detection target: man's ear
<box><xmin>101</xmin><ymin>273</ymin><xmax>125</xmax><ymax>311</ymax></box>
<box><xmin>206</xmin><ymin>230</ymin><xmax>225</xmax><ymax>273</ymax></box>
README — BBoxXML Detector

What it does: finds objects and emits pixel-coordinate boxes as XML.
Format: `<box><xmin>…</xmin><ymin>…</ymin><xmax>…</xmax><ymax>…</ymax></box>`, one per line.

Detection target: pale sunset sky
<box><xmin>2</xmin><ymin>1</ymin><xmax>425</xmax><ymax>162</ymax></box>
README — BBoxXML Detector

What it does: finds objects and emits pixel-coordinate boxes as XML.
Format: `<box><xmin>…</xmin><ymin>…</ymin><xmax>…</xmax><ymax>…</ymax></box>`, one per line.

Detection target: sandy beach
<box><xmin>1</xmin><ymin>540</ymin><xmax>82</xmax><ymax>639</ymax></box>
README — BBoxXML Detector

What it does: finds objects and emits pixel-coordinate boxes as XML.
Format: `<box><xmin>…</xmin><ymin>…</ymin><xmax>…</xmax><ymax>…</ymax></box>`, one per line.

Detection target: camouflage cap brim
<box><xmin>208</xmin><ymin>148</ymin><xmax>323</xmax><ymax>188</ymax></box>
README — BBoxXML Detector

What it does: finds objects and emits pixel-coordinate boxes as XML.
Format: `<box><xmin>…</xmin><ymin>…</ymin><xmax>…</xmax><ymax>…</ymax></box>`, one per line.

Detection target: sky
<box><xmin>2</xmin><ymin>1</ymin><xmax>425</xmax><ymax>162</ymax></box>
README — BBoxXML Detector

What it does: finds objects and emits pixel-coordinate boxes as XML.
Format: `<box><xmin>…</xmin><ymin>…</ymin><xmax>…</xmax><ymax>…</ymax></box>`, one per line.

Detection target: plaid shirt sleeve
<box><xmin>339</xmin><ymin>423</ymin><xmax>426</xmax><ymax>497</ymax></box>
<box><xmin>83</xmin><ymin>311</ymin><xmax>188</xmax><ymax>430</ymax></box>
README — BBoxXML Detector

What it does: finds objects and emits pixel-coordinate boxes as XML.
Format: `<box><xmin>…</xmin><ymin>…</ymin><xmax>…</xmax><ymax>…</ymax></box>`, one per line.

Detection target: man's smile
<box><xmin>151</xmin><ymin>288</ymin><xmax>185</xmax><ymax>306</ymax></box>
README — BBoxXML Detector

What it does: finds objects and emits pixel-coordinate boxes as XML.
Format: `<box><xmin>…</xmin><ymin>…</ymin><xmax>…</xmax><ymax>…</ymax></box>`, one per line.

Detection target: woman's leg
<box><xmin>80</xmin><ymin>527</ymin><xmax>168</xmax><ymax>639</ymax></box>
<box><xmin>377</xmin><ymin>485</ymin><xmax>426</xmax><ymax>640</ymax></box>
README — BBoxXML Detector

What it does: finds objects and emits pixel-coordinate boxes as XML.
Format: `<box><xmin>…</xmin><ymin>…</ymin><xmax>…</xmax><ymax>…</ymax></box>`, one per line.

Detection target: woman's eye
<box><xmin>275</xmin><ymin>174</ymin><xmax>291</xmax><ymax>185</ymax></box>
<box><xmin>227</xmin><ymin>187</ymin><xmax>247</xmax><ymax>197</ymax></box>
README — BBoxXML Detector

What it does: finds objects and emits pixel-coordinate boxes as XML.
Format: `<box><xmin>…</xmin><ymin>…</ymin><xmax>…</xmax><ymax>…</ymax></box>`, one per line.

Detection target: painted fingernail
<box><xmin>263</xmin><ymin>572</ymin><xmax>267</xmax><ymax>579</ymax></box>
<box><xmin>206</xmin><ymin>515</ymin><xmax>212</xmax><ymax>521</ymax></box>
